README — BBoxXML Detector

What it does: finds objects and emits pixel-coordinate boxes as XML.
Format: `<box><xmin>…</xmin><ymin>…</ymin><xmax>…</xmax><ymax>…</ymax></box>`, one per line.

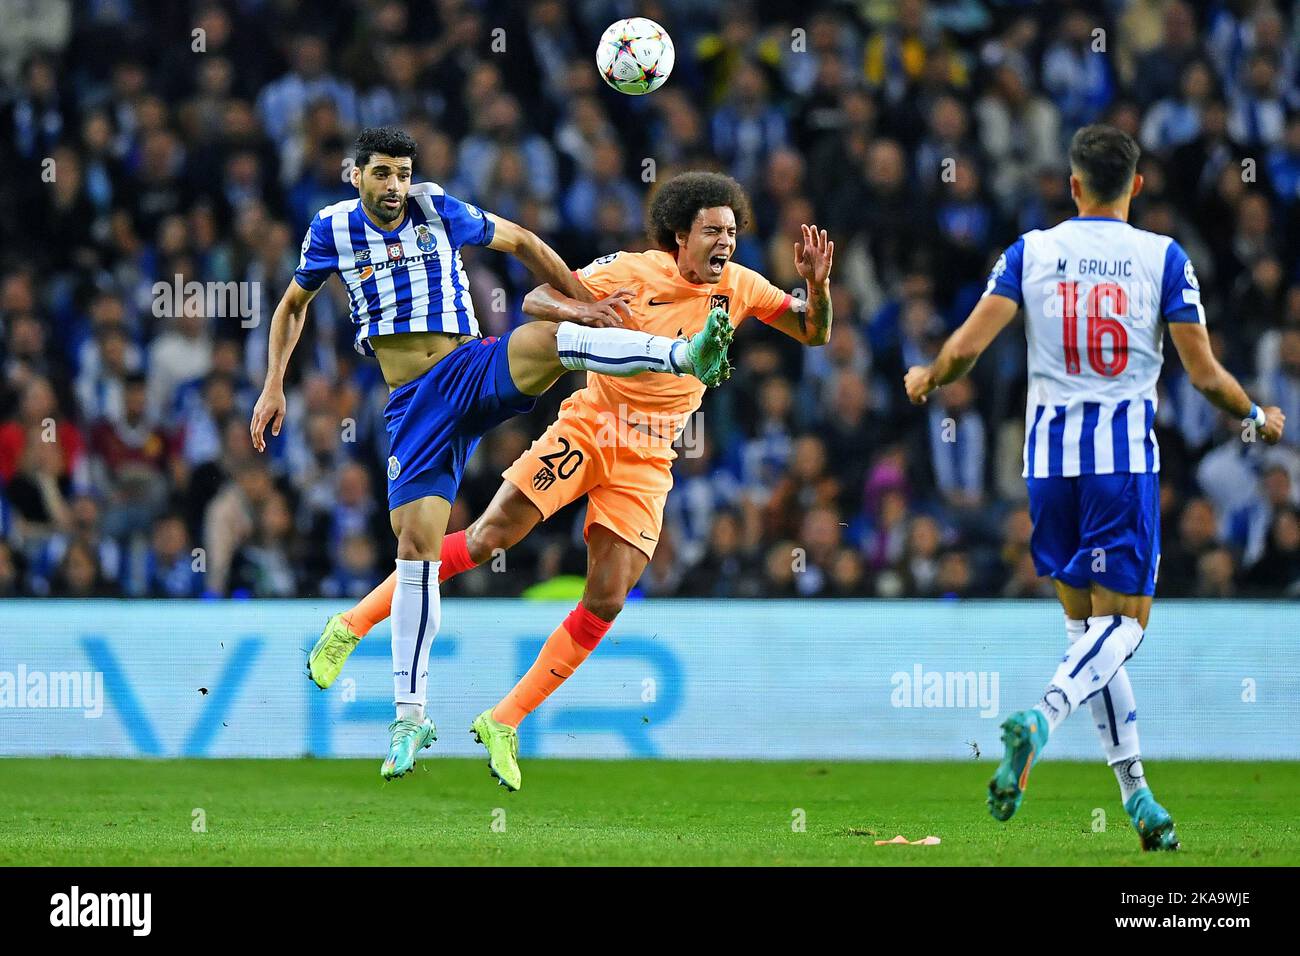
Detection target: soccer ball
<box><xmin>595</xmin><ymin>17</ymin><xmax>674</xmax><ymax>95</ymax></box>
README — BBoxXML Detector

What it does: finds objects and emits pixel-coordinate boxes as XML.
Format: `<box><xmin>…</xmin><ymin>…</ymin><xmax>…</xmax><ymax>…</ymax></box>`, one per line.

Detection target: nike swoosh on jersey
<box><xmin>647</xmin><ymin>298</ymin><xmax>674</xmax><ymax>306</ymax></box>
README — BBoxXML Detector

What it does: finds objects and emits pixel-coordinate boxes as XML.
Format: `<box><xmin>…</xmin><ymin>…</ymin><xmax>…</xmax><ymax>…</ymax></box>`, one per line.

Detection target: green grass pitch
<box><xmin>2</xmin><ymin>758</ymin><xmax>1296</xmax><ymax>866</ymax></box>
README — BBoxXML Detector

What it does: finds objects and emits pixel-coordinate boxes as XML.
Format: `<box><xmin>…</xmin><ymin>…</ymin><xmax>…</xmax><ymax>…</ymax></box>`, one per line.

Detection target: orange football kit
<box><xmin>503</xmin><ymin>249</ymin><xmax>792</xmax><ymax>557</ymax></box>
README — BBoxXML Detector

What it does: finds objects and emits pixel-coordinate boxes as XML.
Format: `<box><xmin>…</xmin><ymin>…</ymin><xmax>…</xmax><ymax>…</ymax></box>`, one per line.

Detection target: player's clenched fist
<box><xmin>1259</xmin><ymin>405</ymin><xmax>1286</xmax><ymax>445</ymax></box>
<box><xmin>904</xmin><ymin>365</ymin><xmax>937</xmax><ymax>405</ymax></box>
<box><xmin>250</xmin><ymin>385</ymin><xmax>286</xmax><ymax>453</ymax></box>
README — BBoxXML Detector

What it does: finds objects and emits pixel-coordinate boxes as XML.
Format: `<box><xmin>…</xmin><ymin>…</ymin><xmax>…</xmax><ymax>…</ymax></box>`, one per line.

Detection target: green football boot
<box><xmin>308</xmin><ymin>612</ymin><xmax>361</xmax><ymax>689</ymax></box>
<box><xmin>380</xmin><ymin>717</ymin><xmax>437</xmax><ymax>780</ymax></box>
<box><xmin>684</xmin><ymin>307</ymin><xmax>734</xmax><ymax>387</ymax></box>
<box><xmin>470</xmin><ymin>709</ymin><xmax>522</xmax><ymax>791</ymax></box>
<box><xmin>1124</xmin><ymin>787</ymin><xmax>1180</xmax><ymax>851</ymax></box>
<box><xmin>987</xmin><ymin>708</ymin><xmax>1050</xmax><ymax>822</ymax></box>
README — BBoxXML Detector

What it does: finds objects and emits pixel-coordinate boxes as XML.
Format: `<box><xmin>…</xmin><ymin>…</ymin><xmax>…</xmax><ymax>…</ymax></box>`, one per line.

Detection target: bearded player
<box><xmin>251</xmin><ymin>129</ymin><xmax>734</xmax><ymax>780</ymax></box>
<box><xmin>308</xmin><ymin>171</ymin><xmax>834</xmax><ymax>790</ymax></box>
<box><xmin>906</xmin><ymin>125</ymin><xmax>1285</xmax><ymax>849</ymax></box>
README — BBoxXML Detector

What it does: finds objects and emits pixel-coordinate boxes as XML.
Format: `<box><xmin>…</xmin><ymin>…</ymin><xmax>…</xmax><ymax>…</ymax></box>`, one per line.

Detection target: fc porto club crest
<box><xmin>387</xmin><ymin>242</ymin><xmax>405</xmax><ymax>261</ymax></box>
<box><xmin>414</xmin><ymin>224</ymin><xmax>436</xmax><ymax>253</ymax></box>
<box><xmin>387</xmin><ymin>456</ymin><xmax>401</xmax><ymax>480</ymax></box>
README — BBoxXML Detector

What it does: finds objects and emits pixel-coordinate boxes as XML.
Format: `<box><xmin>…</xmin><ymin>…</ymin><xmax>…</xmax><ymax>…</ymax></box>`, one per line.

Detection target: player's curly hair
<box><xmin>355</xmin><ymin>126</ymin><xmax>418</xmax><ymax>168</ymax></box>
<box><xmin>647</xmin><ymin>172</ymin><xmax>753</xmax><ymax>251</ymax></box>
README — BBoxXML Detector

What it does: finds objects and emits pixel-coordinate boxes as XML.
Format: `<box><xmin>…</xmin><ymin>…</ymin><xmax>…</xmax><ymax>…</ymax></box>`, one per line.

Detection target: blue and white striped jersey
<box><xmin>294</xmin><ymin>181</ymin><xmax>495</xmax><ymax>355</ymax></box>
<box><xmin>983</xmin><ymin>216</ymin><xmax>1206</xmax><ymax>479</ymax></box>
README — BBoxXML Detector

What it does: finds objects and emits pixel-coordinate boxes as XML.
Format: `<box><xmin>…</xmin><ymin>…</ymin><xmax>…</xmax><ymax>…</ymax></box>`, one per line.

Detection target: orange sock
<box><xmin>341</xmin><ymin>573</ymin><xmax>396</xmax><ymax>637</ymax></box>
<box><xmin>342</xmin><ymin>531</ymin><xmax>480</xmax><ymax>637</ymax></box>
<box><xmin>492</xmin><ymin>602</ymin><xmax>613</xmax><ymax>727</ymax></box>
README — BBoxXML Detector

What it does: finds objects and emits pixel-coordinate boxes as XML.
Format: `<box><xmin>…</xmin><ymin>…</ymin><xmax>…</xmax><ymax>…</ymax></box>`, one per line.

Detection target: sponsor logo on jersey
<box><xmin>354</xmin><ymin>251</ymin><xmax>440</xmax><ymax>281</ymax></box>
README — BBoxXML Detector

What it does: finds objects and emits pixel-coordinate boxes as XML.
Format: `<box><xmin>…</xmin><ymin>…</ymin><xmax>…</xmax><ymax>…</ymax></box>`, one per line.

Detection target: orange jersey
<box><xmin>572</xmin><ymin>250</ymin><xmax>792</xmax><ymax>427</ymax></box>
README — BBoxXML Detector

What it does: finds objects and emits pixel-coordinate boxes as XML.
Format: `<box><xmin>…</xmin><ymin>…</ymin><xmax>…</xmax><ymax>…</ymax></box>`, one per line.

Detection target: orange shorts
<box><xmin>503</xmin><ymin>393</ymin><xmax>676</xmax><ymax>559</ymax></box>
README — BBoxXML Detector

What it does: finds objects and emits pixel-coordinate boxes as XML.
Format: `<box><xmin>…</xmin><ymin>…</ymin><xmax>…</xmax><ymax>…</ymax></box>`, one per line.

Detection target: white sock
<box><xmin>556</xmin><ymin>321</ymin><xmax>689</xmax><ymax>376</ymax></box>
<box><xmin>1065</xmin><ymin>617</ymin><xmax>1146</xmax><ymax>803</ymax></box>
<box><xmin>1038</xmin><ymin>614</ymin><xmax>1143</xmax><ymax>733</ymax></box>
<box><xmin>391</xmin><ymin>558</ymin><xmax>440</xmax><ymax>720</ymax></box>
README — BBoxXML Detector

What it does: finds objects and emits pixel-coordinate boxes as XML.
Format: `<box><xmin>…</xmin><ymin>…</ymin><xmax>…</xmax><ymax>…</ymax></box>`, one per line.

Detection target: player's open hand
<box><xmin>794</xmin><ymin>224</ymin><xmax>834</xmax><ymax>287</ymax></box>
<box><xmin>904</xmin><ymin>365</ymin><xmax>937</xmax><ymax>405</ymax></box>
<box><xmin>250</xmin><ymin>384</ymin><xmax>286</xmax><ymax>453</ymax></box>
<box><xmin>1260</xmin><ymin>405</ymin><xmax>1286</xmax><ymax>444</ymax></box>
<box><xmin>570</xmin><ymin>288</ymin><xmax>633</xmax><ymax>327</ymax></box>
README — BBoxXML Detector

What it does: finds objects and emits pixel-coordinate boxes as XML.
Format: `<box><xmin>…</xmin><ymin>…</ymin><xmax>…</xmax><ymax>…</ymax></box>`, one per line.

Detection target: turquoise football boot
<box><xmin>1124</xmin><ymin>787</ymin><xmax>1180</xmax><ymax>851</ymax></box>
<box><xmin>987</xmin><ymin>708</ymin><xmax>1050</xmax><ymax>821</ymax></box>
<box><xmin>380</xmin><ymin>717</ymin><xmax>437</xmax><ymax>780</ymax></box>
<box><xmin>683</xmin><ymin>307</ymin><xmax>734</xmax><ymax>386</ymax></box>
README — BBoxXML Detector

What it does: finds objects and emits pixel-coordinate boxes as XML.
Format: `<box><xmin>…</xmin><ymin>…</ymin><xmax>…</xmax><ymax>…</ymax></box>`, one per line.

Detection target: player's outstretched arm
<box><xmin>766</xmin><ymin>223</ymin><xmax>835</xmax><ymax>346</ymax></box>
<box><xmin>486</xmin><ymin>214</ymin><xmax>594</xmax><ymax>305</ymax></box>
<box><xmin>521</xmin><ymin>283</ymin><xmax>632</xmax><ymax>327</ymax></box>
<box><xmin>251</xmin><ymin>279</ymin><xmax>319</xmax><ymax>452</ymax></box>
<box><xmin>1168</xmin><ymin>321</ymin><xmax>1285</xmax><ymax>444</ymax></box>
<box><xmin>905</xmin><ymin>293</ymin><xmax>1018</xmax><ymax>405</ymax></box>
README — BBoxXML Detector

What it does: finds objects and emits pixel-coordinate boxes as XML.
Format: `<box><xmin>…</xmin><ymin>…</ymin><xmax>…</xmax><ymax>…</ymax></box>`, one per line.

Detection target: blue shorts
<box><xmin>383</xmin><ymin>333</ymin><xmax>535</xmax><ymax>510</ymax></box>
<box><xmin>1026</xmin><ymin>472</ymin><xmax>1161</xmax><ymax>597</ymax></box>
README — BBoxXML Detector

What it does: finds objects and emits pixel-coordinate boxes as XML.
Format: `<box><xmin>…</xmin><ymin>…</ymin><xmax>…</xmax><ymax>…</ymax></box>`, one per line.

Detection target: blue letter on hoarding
<box><xmin>81</xmin><ymin>636</ymin><xmax>262</xmax><ymax>756</ymax></box>
<box><xmin>519</xmin><ymin>638</ymin><xmax>683</xmax><ymax>757</ymax></box>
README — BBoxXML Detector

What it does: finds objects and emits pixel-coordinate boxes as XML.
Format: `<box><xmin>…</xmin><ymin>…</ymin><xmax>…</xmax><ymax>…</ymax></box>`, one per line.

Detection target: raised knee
<box><xmin>395</xmin><ymin>525</ymin><xmax>439</xmax><ymax>561</ymax></box>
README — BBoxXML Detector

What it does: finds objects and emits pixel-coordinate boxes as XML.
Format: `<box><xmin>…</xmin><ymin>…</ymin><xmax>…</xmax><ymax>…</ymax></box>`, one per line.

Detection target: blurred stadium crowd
<box><xmin>2</xmin><ymin>0</ymin><xmax>1300</xmax><ymax>600</ymax></box>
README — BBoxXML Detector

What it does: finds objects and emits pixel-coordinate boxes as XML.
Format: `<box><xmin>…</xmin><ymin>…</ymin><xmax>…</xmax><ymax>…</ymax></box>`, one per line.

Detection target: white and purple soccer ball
<box><xmin>595</xmin><ymin>17</ymin><xmax>674</xmax><ymax>95</ymax></box>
